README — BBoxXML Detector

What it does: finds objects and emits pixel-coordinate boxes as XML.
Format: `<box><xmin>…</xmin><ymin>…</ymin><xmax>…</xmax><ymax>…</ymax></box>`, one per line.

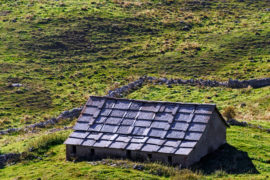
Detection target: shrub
<box><xmin>223</xmin><ymin>106</ymin><xmax>236</xmax><ymax>120</ymax></box>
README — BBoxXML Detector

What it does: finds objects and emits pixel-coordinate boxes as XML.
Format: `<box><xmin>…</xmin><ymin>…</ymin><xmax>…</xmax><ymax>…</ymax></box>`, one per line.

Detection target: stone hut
<box><xmin>64</xmin><ymin>96</ymin><xmax>229</xmax><ymax>167</ymax></box>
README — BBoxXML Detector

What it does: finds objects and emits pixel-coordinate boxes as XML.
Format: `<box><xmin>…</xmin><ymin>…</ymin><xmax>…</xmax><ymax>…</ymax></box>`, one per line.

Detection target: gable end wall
<box><xmin>185</xmin><ymin>110</ymin><xmax>227</xmax><ymax>166</ymax></box>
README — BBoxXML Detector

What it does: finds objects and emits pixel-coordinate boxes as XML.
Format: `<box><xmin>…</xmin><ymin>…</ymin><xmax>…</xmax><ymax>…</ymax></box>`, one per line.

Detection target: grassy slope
<box><xmin>128</xmin><ymin>84</ymin><xmax>270</xmax><ymax>178</ymax></box>
<box><xmin>1</xmin><ymin>85</ymin><xmax>270</xmax><ymax>179</ymax></box>
<box><xmin>127</xmin><ymin>84</ymin><xmax>270</xmax><ymax>121</ymax></box>
<box><xmin>1</xmin><ymin>123</ymin><xmax>270</xmax><ymax>179</ymax></box>
<box><xmin>0</xmin><ymin>145</ymin><xmax>169</xmax><ymax>180</ymax></box>
<box><xmin>0</xmin><ymin>0</ymin><xmax>270</xmax><ymax>179</ymax></box>
<box><xmin>0</xmin><ymin>0</ymin><xmax>269</xmax><ymax>129</ymax></box>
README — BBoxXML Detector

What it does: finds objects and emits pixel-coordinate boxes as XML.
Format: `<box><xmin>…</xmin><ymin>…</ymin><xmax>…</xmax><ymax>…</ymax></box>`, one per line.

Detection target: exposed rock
<box><xmin>88</xmin><ymin>161</ymin><xmax>98</xmax><ymax>166</ymax></box>
<box><xmin>159</xmin><ymin>77</ymin><xmax>168</xmax><ymax>84</ymax></box>
<box><xmin>15</xmin><ymin>90</ymin><xmax>24</xmax><ymax>94</ymax></box>
<box><xmin>110</xmin><ymin>164</ymin><xmax>117</xmax><ymax>167</ymax></box>
<box><xmin>182</xmin><ymin>25</ymin><xmax>191</xmax><ymax>31</ymax></box>
<box><xmin>11</xmin><ymin>83</ymin><xmax>23</xmax><ymax>87</ymax></box>
<box><xmin>133</xmin><ymin>164</ymin><xmax>144</xmax><ymax>170</ymax></box>
<box><xmin>240</xmin><ymin>103</ymin><xmax>246</xmax><ymax>108</ymax></box>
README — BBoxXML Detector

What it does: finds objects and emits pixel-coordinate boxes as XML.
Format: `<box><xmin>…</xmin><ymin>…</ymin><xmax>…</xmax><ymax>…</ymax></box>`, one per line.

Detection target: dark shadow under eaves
<box><xmin>192</xmin><ymin>143</ymin><xmax>259</xmax><ymax>174</ymax></box>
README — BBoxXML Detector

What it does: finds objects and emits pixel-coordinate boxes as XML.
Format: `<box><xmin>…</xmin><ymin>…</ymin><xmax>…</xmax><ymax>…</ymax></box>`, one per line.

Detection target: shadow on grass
<box><xmin>192</xmin><ymin>143</ymin><xmax>259</xmax><ymax>174</ymax></box>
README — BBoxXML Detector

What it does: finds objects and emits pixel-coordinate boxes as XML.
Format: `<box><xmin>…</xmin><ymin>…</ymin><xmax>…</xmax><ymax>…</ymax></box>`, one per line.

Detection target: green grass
<box><xmin>1</xmin><ymin>124</ymin><xmax>270</xmax><ymax>179</ymax></box>
<box><xmin>127</xmin><ymin>84</ymin><xmax>270</xmax><ymax>121</ymax></box>
<box><xmin>0</xmin><ymin>129</ymin><xmax>72</xmax><ymax>154</ymax></box>
<box><xmin>205</xmin><ymin>125</ymin><xmax>270</xmax><ymax>179</ymax></box>
<box><xmin>0</xmin><ymin>0</ymin><xmax>269</xmax><ymax>129</ymax></box>
<box><xmin>0</xmin><ymin>0</ymin><xmax>270</xmax><ymax>179</ymax></box>
<box><xmin>0</xmin><ymin>145</ymin><xmax>170</xmax><ymax>180</ymax></box>
<box><xmin>1</xmin><ymin>84</ymin><xmax>270</xmax><ymax>179</ymax></box>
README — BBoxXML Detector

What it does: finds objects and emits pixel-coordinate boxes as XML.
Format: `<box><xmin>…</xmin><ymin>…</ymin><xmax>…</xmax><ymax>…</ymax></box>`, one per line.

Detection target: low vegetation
<box><xmin>0</xmin><ymin>0</ymin><xmax>269</xmax><ymax>129</ymax></box>
<box><xmin>1</xmin><ymin>122</ymin><xmax>270</xmax><ymax>179</ymax></box>
<box><xmin>223</xmin><ymin>106</ymin><xmax>236</xmax><ymax>120</ymax></box>
<box><xmin>128</xmin><ymin>84</ymin><xmax>270</xmax><ymax>121</ymax></box>
<box><xmin>0</xmin><ymin>0</ymin><xmax>269</xmax><ymax>179</ymax></box>
<box><xmin>0</xmin><ymin>129</ymin><xmax>72</xmax><ymax>154</ymax></box>
<box><xmin>25</xmin><ymin>131</ymin><xmax>69</xmax><ymax>154</ymax></box>
<box><xmin>0</xmin><ymin>84</ymin><xmax>270</xmax><ymax>179</ymax></box>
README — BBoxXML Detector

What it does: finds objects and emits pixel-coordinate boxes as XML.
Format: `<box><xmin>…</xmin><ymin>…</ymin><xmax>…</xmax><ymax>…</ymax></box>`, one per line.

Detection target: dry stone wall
<box><xmin>0</xmin><ymin>153</ymin><xmax>20</xmax><ymax>168</ymax></box>
<box><xmin>147</xmin><ymin>76</ymin><xmax>270</xmax><ymax>89</ymax></box>
<box><xmin>227</xmin><ymin>78</ymin><xmax>270</xmax><ymax>88</ymax></box>
<box><xmin>0</xmin><ymin>108</ymin><xmax>83</xmax><ymax>135</ymax></box>
<box><xmin>1</xmin><ymin>76</ymin><xmax>269</xmax><ymax>136</ymax></box>
<box><xmin>0</xmin><ymin>76</ymin><xmax>269</xmax><ymax>167</ymax></box>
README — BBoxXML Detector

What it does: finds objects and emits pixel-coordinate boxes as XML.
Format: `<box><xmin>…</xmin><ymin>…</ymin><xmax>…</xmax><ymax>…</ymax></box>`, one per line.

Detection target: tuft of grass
<box><xmin>172</xmin><ymin>169</ymin><xmax>203</xmax><ymax>180</ymax></box>
<box><xmin>223</xmin><ymin>106</ymin><xmax>236</xmax><ymax>120</ymax></box>
<box><xmin>0</xmin><ymin>117</ymin><xmax>11</xmax><ymax>127</ymax></box>
<box><xmin>25</xmin><ymin>131</ymin><xmax>69</xmax><ymax>154</ymax></box>
<box><xmin>212</xmin><ymin>170</ymin><xmax>228</xmax><ymax>178</ymax></box>
<box><xmin>140</xmin><ymin>162</ymin><xmax>176</xmax><ymax>177</ymax></box>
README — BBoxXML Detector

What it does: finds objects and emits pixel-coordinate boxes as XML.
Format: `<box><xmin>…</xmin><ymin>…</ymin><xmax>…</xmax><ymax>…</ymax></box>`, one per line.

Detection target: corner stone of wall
<box><xmin>0</xmin><ymin>153</ymin><xmax>21</xmax><ymax>168</ymax></box>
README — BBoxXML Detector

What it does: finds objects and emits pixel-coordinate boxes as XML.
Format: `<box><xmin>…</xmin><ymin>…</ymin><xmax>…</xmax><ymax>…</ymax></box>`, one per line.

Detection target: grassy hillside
<box><xmin>0</xmin><ymin>0</ymin><xmax>270</xmax><ymax>179</ymax></box>
<box><xmin>0</xmin><ymin>84</ymin><xmax>270</xmax><ymax>179</ymax></box>
<box><xmin>1</xmin><ymin>121</ymin><xmax>270</xmax><ymax>179</ymax></box>
<box><xmin>128</xmin><ymin>84</ymin><xmax>270</xmax><ymax>121</ymax></box>
<box><xmin>0</xmin><ymin>0</ymin><xmax>269</xmax><ymax>129</ymax></box>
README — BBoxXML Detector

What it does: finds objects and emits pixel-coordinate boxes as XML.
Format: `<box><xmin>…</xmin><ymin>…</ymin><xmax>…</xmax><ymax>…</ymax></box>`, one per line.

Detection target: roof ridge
<box><xmin>91</xmin><ymin>95</ymin><xmax>217</xmax><ymax>107</ymax></box>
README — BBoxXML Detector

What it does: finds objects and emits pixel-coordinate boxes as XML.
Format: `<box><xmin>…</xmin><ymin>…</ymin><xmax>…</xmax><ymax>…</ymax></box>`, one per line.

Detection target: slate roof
<box><xmin>65</xmin><ymin>96</ymin><xmax>228</xmax><ymax>155</ymax></box>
